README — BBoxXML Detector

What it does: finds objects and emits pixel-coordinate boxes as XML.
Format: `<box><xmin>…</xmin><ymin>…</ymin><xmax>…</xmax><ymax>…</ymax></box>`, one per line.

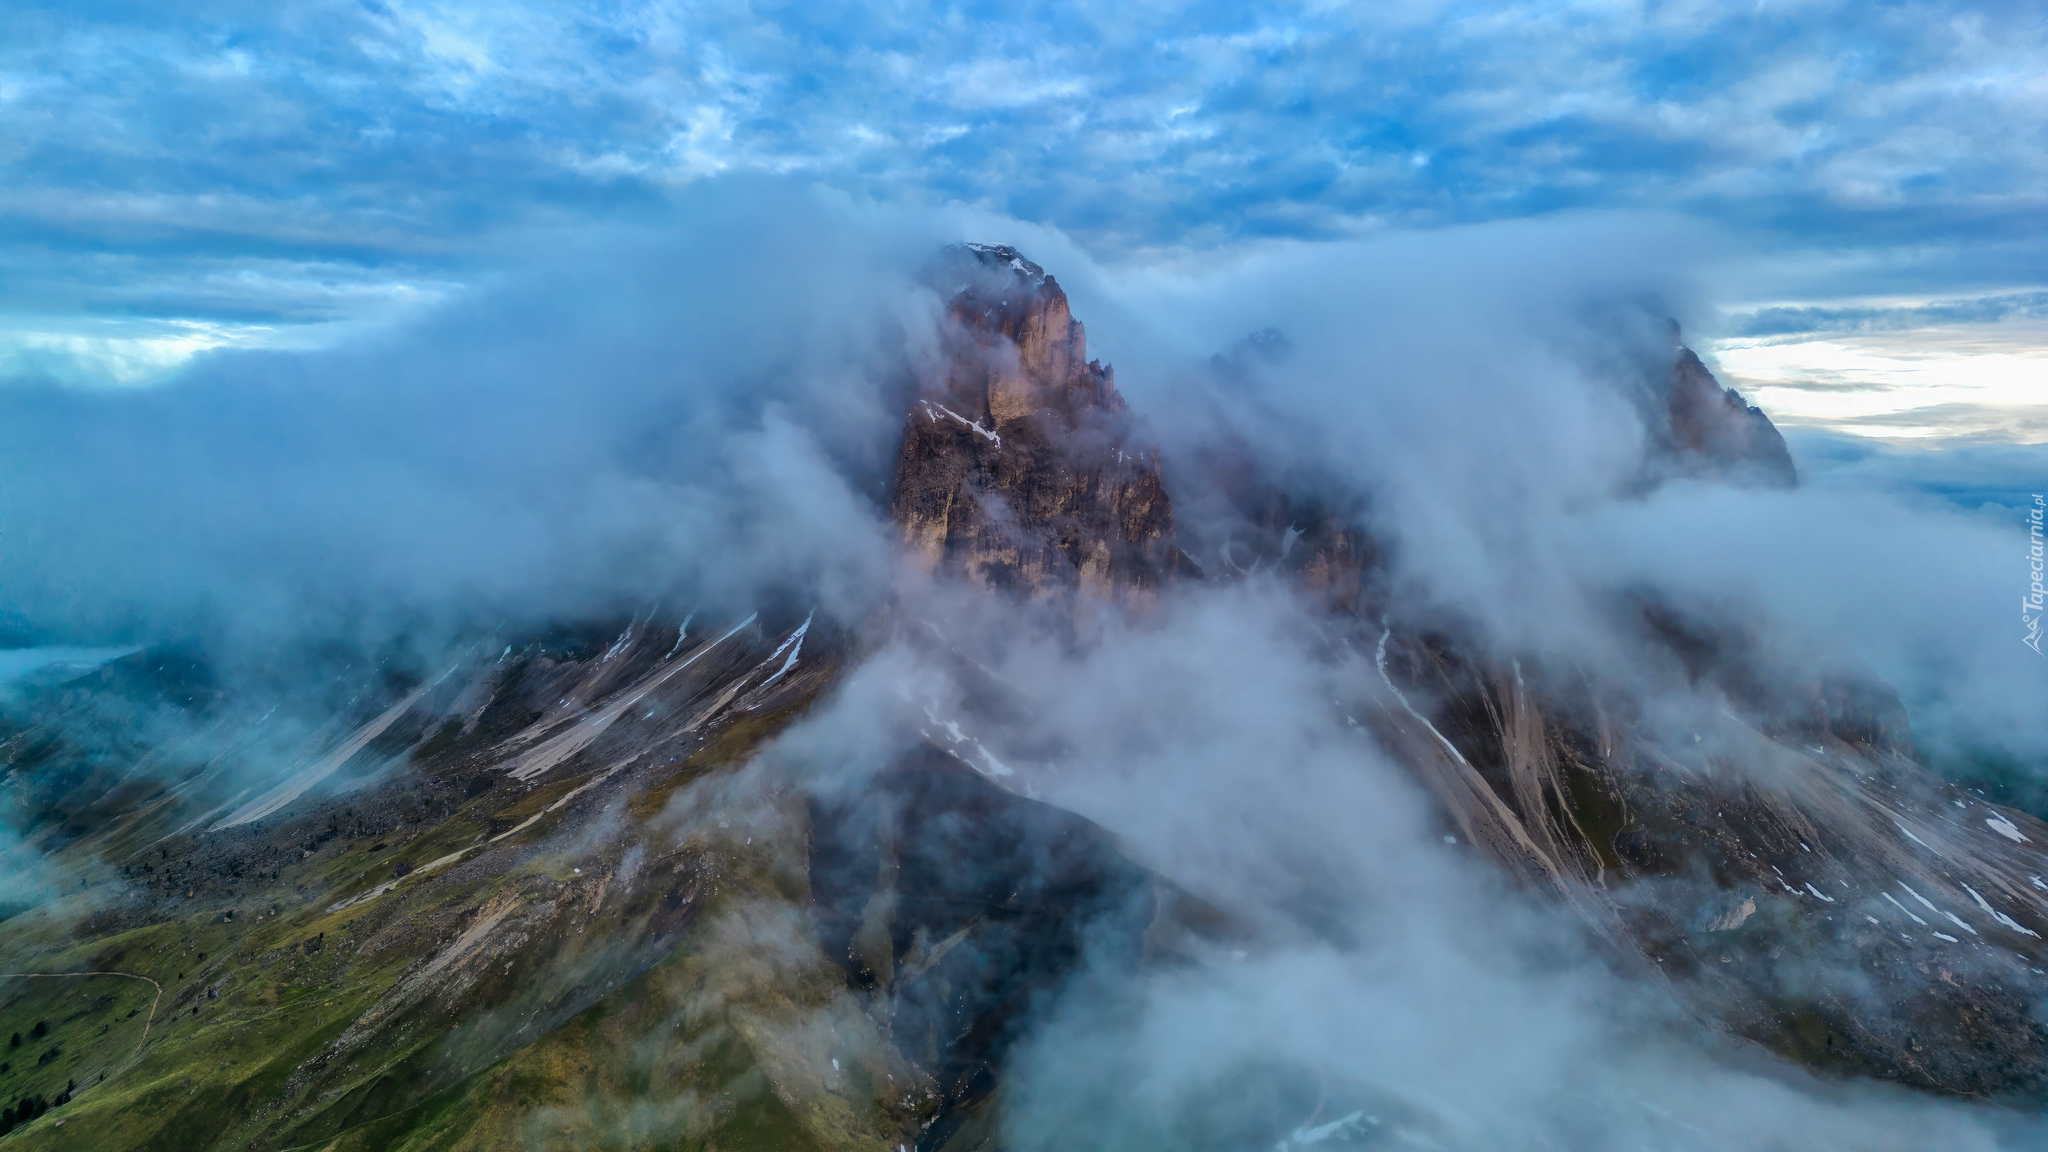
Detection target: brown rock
<box><xmin>890</xmin><ymin>244</ymin><xmax>1185</xmax><ymax>603</ymax></box>
<box><xmin>1664</xmin><ymin>335</ymin><xmax>1797</xmax><ymax>486</ymax></box>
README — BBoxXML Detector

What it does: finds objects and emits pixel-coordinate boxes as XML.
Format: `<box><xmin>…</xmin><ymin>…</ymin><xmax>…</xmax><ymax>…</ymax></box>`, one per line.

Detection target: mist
<box><xmin>23</xmin><ymin>198</ymin><xmax>2023</xmax><ymax>765</ymax></box>
<box><xmin>0</xmin><ymin>182</ymin><xmax>953</xmax><ymax>665</ymax></box>
<box><xmin>1032</xmin><ymin>217</ymin><xmax>2048</xmax><ymax>769</ymax></box>
<box><xmin>769</xmin><ymin>575</ymin><xmax>2037</xmax><ymax>1149</ymax></box>
<box><xmin>751</xmin><ymin>208</ymin><xmax>2048</xmax><ymax>1146</ymax></box>
<box><xmin>3</xmin><ymin>187</ymin><xmax>2044</xmax><ymax>1146</ymax></box>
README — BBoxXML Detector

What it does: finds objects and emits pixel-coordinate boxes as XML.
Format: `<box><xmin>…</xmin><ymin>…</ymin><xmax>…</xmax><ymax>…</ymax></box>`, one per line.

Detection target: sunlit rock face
<box><xmin>890</xmin><ymin>244</ymin><xmax>1184</xmax><ymax>603</ymax></box>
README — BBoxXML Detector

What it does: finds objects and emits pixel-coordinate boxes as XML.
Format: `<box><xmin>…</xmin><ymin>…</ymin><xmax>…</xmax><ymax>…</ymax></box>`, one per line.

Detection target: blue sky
<box><xmin>2</xmin><ymin>0</ymin><xmax>2044</xmax><ymax>435</ymax></box>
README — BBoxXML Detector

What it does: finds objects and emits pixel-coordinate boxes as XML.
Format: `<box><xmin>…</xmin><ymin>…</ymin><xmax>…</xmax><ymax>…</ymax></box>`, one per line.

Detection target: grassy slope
<box><xmin>0</xmin><ymin>635</ymin><xmax>909</xmax><ymax>1151</ymax></box>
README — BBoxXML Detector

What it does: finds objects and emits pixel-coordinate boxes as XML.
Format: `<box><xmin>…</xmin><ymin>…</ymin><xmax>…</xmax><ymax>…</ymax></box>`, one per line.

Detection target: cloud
<box><xmin>1033</xmin><ymin>212</ymin><xmax>2048</xmax><ymax>767</ymax></box>
<box><xmin>783</xmin><ymin>578</ymin><xmax>2035</xmax><ymax>1149</ymax></box>
<box><xmin>726</xmin><ymin>205</ymin><xmax>2047</xmax><ymax>1140</ymax></box>
<box><xmin>0</xmin><ymin>180</ymin><xmax>2040</xmax><ymax>1143</ymax></box>
<box><xmin>4</xmin><ymin>0</ymin><xmax>2046</xmax><ymax>378</ymax></box>
<box><xmin>1726</xmin><ymin>291</ymin><xmax>2048</xmax><ymax>339</ymax></box>
<box><xmin>1008</xmin><ymin>943</ymin><xmax>2018</xmax><ymax>1150</ymax></box>
<box><xmin>1706</xmin><ymin>316</ymin><xmax>2048</xmax><ymax>444</ymax></box>
<box><xmin>0</xmin><ymin>183</ymin><xmax>941</xmax><ymax>654</ymax></box>
<box><xmin>1789</xmin><ymin>430</ymin><xmax>2048</xmax><ymax>513</ymax></box>
<box><xmin>1565</xmin><ymin>482</ymin><xmax>2048</xmax><ymax>760</ymax></box>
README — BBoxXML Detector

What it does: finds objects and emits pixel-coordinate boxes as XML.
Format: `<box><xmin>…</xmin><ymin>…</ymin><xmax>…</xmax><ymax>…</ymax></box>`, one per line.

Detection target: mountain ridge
<box><xmin>0</xmin><ymin>244</ymin><xmax>2040</xmax><ymax>1149</ymax></box>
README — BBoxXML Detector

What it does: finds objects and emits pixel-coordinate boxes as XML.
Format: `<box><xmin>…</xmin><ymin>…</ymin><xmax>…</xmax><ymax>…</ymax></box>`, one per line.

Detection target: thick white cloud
<box><xmin>0</xmin><ymin>185</ymin><xmax>940</xmax><ymax>649</ymax></box>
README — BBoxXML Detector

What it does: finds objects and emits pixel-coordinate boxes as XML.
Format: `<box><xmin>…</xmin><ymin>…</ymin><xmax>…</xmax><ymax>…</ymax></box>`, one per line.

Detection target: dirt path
<box><xmin>0</xmin><ymin>970</ymin><xmax>165</xmax><ymax>1070</ymax></box>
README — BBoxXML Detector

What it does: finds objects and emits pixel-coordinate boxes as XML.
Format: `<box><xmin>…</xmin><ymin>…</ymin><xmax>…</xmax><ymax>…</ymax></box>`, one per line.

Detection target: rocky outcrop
<box><xmin>1662</xmin><ymin>330</ymin><xmax>1797</xmax><ymax>486</ymax></box>
<box><xmin>807</xmin><ymin>744</ymin><xmax>1198</xmax><ymax>1148</ymax></box>
<box><xmin>890</xmin><ymin>245</ymin><xmax>1184</xmax><ymax>603</ymax></box>
<box><xmin>1363</xmin><ymin>537</ymin><xmax>2048</xmax><ymax>1099</ymax></box>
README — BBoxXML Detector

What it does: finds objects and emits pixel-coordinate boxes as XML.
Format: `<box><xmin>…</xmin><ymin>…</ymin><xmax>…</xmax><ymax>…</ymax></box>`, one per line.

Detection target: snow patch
<box><xmin>758</xmin><ymin>611</ymin><xmax>813</xmax><ymax>689</ymax></box>
<box><xmin>919</xmin><ymin>400</ymin><xmax>1001</xmax><ymax>447</ymax></box>
<box><xmin>920</xmin><ymin>704</ymin><xmax>1014</xmax><ymax>779</ymax></box>
<box><xmin>1708</xmin><ymin>897</ymin><xmax>1756</xmax><ymax>931</ymax></box>
<box><xmin>1987</xmin><ymin>812</ymin><xmax>2030</xmax><ymax>843</ymax></box>
<box><xmin>961</xmin><ymin>243</ymin><xmax>1046</xmax><ymax>284</ymax></box>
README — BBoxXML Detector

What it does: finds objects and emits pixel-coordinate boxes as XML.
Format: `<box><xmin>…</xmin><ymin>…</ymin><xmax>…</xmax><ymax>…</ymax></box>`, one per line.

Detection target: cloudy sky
<box><xmin>2</xmin><ymin>0</ymin><xmax>2043</xmax><ymax>442</ymax></box>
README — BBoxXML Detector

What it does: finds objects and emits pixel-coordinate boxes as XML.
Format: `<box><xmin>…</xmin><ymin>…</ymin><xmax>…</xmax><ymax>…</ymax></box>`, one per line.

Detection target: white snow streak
<box><xmin>664</xmin><ymin>612</ymin><xmax>695</xmax><ymax>659</ymax></box>
<box><xmin>1278</xmin><ymin>1110</ymin><xmax>1370</xmax><ymax>1148</ymax></box>
<box><xmin>601</xmin><ymin>624</ymin><xmax>633</xmax><ymax>662</ymax></box>
<box><xmin>1987</xmin><ymin>812</ymin><xmax>2030</xmax><ymax>843</ymax></box>
<box><xmin>920</xmin><ymin>704</ymin><xmax>1014</xmax><ymax>779</ymax></box>
<box><xmin>1375</xmin><ymin>627</ymin><xmax>1476</xmax><ymax>772</ymax></box>
<box><xmin>1900</xmin><ymin>883</ymin><xmax>1976</xmax><ymax>935</ymax></box>
<box><xmin>757</xmin><ymin>612</ymin><xmax>813</xmax><ymax>689</ymax></box>
<box><xmin>1881</xmin><ymin>892</ymin><xmax>1929</xmax><ymax>926</ymax></box>
<box><xmin>920</xmin><ymin>400</ymin><xmax>1001</xmax><ymax>446</ymax></box>
<box><xmin>1963</xmin><ymin>884</ymin><xmax>2040</xmax><ymax>937</ymax></box>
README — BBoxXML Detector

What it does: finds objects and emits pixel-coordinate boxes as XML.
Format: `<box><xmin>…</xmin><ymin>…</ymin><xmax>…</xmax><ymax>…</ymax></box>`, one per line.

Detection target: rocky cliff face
<box><xmin>890</xmin><ymin>245</ymin><xmax>1183</xmax><ymax>604</ymax></box>
<box><xmin>1662</xmin><ymin>333</ymin><xmax>1798</xmax><ymax>486</ymax></box>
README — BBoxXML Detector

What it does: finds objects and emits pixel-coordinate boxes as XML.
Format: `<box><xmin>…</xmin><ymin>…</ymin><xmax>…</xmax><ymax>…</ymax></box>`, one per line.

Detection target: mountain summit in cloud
<box><xmin>0</xmin><ymin>240</ymin><xmax>2043</xmax><ymax>1150</ymax></box>
<box><xmin>1663</xmin><ymin>327</ymin><xmax>1797</xmax><ymax>487</ymax></box>
<box><xmin>893</xmin><ymin>243</ymin><xmax>1183</xmax><ymax>605</ymax></box>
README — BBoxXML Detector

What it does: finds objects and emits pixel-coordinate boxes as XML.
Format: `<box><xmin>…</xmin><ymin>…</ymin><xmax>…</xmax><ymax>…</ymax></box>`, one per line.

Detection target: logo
<box><xmin>2027</xmin><ymin>495</ymin><xmax>2046</xmax><ymax>656</ymax></box>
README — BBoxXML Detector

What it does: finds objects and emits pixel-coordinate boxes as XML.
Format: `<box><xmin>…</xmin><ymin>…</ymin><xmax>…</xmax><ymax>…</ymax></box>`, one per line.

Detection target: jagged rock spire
<box><xmin>890</xmin><ymin>245</ymin><xmax>1183</xmax><ymax>601</ymax></box>
<box><xmin>1663</xmin><ymin>324</ymin><xmax>1797</xmax><ymax>487</ymax></box>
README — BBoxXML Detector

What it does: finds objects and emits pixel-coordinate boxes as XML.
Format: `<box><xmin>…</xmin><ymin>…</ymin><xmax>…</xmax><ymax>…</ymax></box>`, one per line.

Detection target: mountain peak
<box><xmin>1666</xmin><ymin>345</ymin><xmax>1798</xmax><ymax>487</ymax></box>
<box><xmin>892</xmin><ymin>246</ymin><xmax>1181</xmax><ymax>601</ymax></box>
<box><xmin>951</xmin><ymin>242</ymin><xmax>1047</xmax><ymax>286</ymax></box>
